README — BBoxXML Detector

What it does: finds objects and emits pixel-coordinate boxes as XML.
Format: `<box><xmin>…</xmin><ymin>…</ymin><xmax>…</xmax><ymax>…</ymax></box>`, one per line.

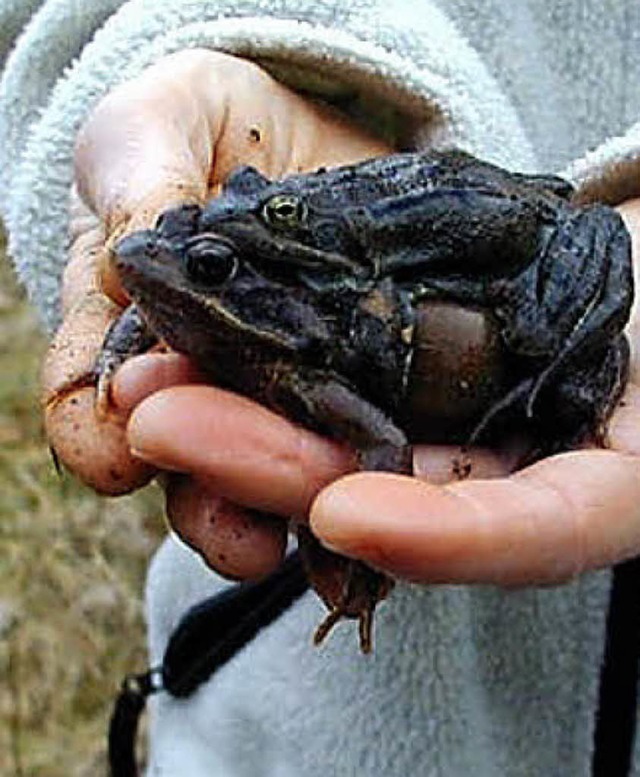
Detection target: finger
<box><xmin>74</xmin><ymin>52</ymin><xmax>238</xmax><ymax>304</ymax></box>
<box><xmin>43</xmin><ymin>193</ymin><xmax>155</xmax><ymax>494</ymax></box>
<box><xmin>310</xmin><ymin>381</ymin><xmax>640</xmax><ymax>585</ymax></box>
<box><xmin>74</xmin><ymin>50</ymin><xmax>215</xmax><ymax>233</ymax></box>
<box><xmin>50</xmin><ymin>55</ymin><xmax>229</xmax><ymax>491</ymax></box>
<box><xmin>112</xmin><ymin>352</ymin><xmax>206</xmax><ymax>411</ymax></box>
<box><xmin>310</xmin><ymin>445</ymin><xmax>640</xmax><ymax>586</ymax></box>
<box><xmin>75</xmin><ymin>49</ymin><xmax>389</xmax><ymax>234</ymax></box>
<box><xmin>116</xmin><ymin>358</ymin><xmax>290</xmax><ymax>580</ymax></box>
<box><xmin>62</xmin><ymin>186</ymin><xmax>106</xmax><ymax>312</ymax></box>
<box><xmin>127</xmin><ymin>385</ymin><xmax>357</xmax><ymax>519</ymax></box>
<box><xmin>42</xmin><ymin>298</ymin><xmax>155</xmax><ymax>494</ymax></box>
<box><xmin>164</xmin><ymin>474</ymin><xmax>288</xmax><ymax>580</ymax></box>
<box><xmin>121</xmin><ymin>364</ymin><xmax>516</xmax><ymax>513</ymax></box>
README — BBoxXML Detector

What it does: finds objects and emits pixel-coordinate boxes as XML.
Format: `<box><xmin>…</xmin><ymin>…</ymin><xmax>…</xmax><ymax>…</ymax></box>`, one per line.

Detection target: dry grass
<box><xmin>0</xmin><ymin>244</ymin><xmax>163</xmax><ymax>776</ymax></box>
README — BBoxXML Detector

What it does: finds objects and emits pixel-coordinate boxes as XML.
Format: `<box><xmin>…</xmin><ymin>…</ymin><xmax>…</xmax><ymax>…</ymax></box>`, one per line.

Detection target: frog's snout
<box><xmin>115</xmin><ymin>230</ymin><xmax>160</xmax><ymax>269</ymax></box>
<box><xmin>114</xmin><ymin>230</ymin><xmax>166</xmax><ymax>276</ymax></box>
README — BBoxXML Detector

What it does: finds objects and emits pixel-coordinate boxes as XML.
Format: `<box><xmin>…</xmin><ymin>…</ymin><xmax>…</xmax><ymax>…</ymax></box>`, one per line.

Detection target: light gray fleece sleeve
<box><xmin>0</xmin><ymin>0</ymin><xmax>125</xmax><ymax>207</ymax></box>
<box><xmin>0</xmin><ymin>0</ymin><xmax>535</xmax><ymax>333</ymax></box>
<box><xmin>564</xmin><ymin>123</ymin><xmax>640</xmax><ymax>206</ymax></box>
<box><xmin>0</xmin><ymin>0</ymin><xmax>45</xmax><ymax>64</ymax></box>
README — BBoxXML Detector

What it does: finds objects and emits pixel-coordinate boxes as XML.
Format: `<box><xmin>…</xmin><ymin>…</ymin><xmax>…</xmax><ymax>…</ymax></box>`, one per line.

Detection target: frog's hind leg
<box><xmin>312</xmin><ymin>561</ymin><xmax>385</xmax><ymax>654</ymax></box>
<box><xmin>595</xmin><ymin>334</ymin><xmax>631</xmax><ymax>444</ymax></box>
<box><xmin>504</xmin><ymin>335</ymin><xmax>630</xmax><ymax>471</ymax></box>
<box><xmin>525</xmin><ymin>208</ymin><xmax>632</xmax><ymax>419</ymax></box>
<box><xmin>297</xmin><ymin>526</ymin><xmax>392</xmax><ymax>654</ymax></box>
<box><xmin>464</xmin><ymin>334</ymin><xmax>629</xmax><ymax>469</ymax></box>
<box><xmin>465</xmin><ymin>377</ymin><xmax>535</xmax><ymax>448</ymax></box>
<box><xmin>313</xmin><ymin>605</ymin><xmax>346</xmax><ymax>647</ymax></box>
<box><xmin>542</xmin><ymin>334</ymin><xmax>630</xmax><ymax>453</ymax></box>
<box><xmin>266</xmin><ymin>370</ymin><xmax>408</xmax><ymax>651</ymax></box>
<box><xmin>460</xmin><ymin>377</ymin><xmax>544</xmax><ymax>475</ymax></box>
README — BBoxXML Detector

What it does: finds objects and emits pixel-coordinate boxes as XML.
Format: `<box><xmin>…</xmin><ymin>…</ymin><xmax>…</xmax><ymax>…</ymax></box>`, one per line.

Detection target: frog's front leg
<box><xmin>266</xmin><ymin>367</ymin><xmax>412</xmax><ymax>475</ymax></box>
<box><xmin>95</xmin><ymin>304</ymin><xmax>157</xmax><ymax>417</ymax></box>
<box><xmin>265</xmin><ymin>368</ymin><xmax>410</xmax><ymax>652</ymax></box>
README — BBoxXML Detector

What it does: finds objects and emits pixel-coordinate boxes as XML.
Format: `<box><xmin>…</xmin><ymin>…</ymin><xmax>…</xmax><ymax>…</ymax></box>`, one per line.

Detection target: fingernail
<box><xmin>309</xmin><ymin>476</ymin><xmax>364</xmax><ymax>553</ymax></box>
<box><xmin>126</xmin><ymin>401</ymin><xmax>171</xmax><ymax>467</ymax></box>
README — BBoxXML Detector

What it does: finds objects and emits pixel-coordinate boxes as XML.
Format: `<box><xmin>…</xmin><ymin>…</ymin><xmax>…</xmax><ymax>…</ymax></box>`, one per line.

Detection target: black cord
<box><xmin>592</xmin><ymin>557</ymin><xmax>640</xmax><ymax>776</ymax></box>
<box><xmin>108</xmin><ymin>551</ymin><xmax>309</xmax><ymax>777</ymax></box>
<box><xmin>162</xmin><ymin>551</ymin><xmax>308</xmax><ymax>697</ymax></box>
<box><xmin>108</xmin><ymin>670</ymin><xmax>163</xmax><ymax>777</ymax></box>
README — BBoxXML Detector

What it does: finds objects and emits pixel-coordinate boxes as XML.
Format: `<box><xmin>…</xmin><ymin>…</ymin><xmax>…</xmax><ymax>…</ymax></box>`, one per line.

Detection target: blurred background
<box><xmin>0</xmin><ymin>233</ymin><xmax>164</xmax><ymax>776</ymax></box>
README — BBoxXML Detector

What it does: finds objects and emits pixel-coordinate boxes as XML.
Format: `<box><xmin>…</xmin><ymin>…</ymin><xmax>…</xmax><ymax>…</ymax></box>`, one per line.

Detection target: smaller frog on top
<box><xmin>96</xmin><ymin>149</ymin><xmax>633</xmax><ymax>652</ymax></box>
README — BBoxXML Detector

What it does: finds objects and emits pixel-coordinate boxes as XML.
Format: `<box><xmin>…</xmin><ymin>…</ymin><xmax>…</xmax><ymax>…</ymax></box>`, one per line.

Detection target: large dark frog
<box><xmin>97</xmin><ymin>149</ymin><xmax>633</xmax><ymax>652</ymax></box>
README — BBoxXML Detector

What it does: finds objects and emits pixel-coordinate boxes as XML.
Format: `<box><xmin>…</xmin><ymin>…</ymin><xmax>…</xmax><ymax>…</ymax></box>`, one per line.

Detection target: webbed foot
<box><xmin>298</xmin><ymin>526</ymin><xmax>393</xmax><ymax>653</ymax></box>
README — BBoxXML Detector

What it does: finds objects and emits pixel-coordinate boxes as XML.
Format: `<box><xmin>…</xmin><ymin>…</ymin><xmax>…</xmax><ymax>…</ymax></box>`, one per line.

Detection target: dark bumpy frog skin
<box><xmin>97</xmin><ymin>149</ymin><xmax>633</xmax><ymax>652</ymax></box>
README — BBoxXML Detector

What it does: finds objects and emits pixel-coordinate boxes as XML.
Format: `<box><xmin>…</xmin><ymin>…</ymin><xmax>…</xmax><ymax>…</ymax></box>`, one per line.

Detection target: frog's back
<box><xmin>278</xmin><ymin>149</ymin><xmax>574</xmax><ymax>212</ymax></box>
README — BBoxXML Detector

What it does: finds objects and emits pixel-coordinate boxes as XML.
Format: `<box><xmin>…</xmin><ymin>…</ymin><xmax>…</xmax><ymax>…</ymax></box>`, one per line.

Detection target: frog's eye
<box><xmin>184</xmin><ymin>239</ymin><xmax>238</xmax><ymax>286</ymax></box>
<box><xmin>262</xmin><ymin>194</ymin><xmax>307</xmax><ymax>230</ymax></box>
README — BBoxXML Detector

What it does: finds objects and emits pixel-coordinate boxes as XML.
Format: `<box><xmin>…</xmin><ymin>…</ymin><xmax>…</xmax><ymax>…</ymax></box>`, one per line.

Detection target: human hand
<box><xmin>122</xmin><ymin>191</ymin><xmax>640</xmax><ymax>587</ymax></box>
<box><xmin>42</xmin><ymin>49</ymin><xmax>389</xmax><ymax>578</ymax></box>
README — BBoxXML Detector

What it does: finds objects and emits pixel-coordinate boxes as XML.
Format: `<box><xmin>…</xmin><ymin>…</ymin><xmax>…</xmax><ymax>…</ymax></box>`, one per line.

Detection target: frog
<box><xmin>96</xmin><ymin>148</ymin><xmax>633</xmax><ymax>653</ymax></box>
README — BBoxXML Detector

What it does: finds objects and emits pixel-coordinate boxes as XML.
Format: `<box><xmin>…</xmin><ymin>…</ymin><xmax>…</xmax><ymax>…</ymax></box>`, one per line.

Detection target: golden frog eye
<box><xmin>262</xmin><ymin>194</ymin><xmax>307</xmax><ymax>230</ymax></box>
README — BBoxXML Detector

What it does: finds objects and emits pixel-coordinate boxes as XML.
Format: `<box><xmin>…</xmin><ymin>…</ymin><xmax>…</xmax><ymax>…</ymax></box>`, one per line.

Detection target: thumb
<box><xmin>74</xmin><ymin>51</ymin><xmax>217</xmax><ymax>232</ymax></box>
<box><xmin>74</xmin><ymin>53</ymin><xmax>220</xmax><ymax>303</ymax></box>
